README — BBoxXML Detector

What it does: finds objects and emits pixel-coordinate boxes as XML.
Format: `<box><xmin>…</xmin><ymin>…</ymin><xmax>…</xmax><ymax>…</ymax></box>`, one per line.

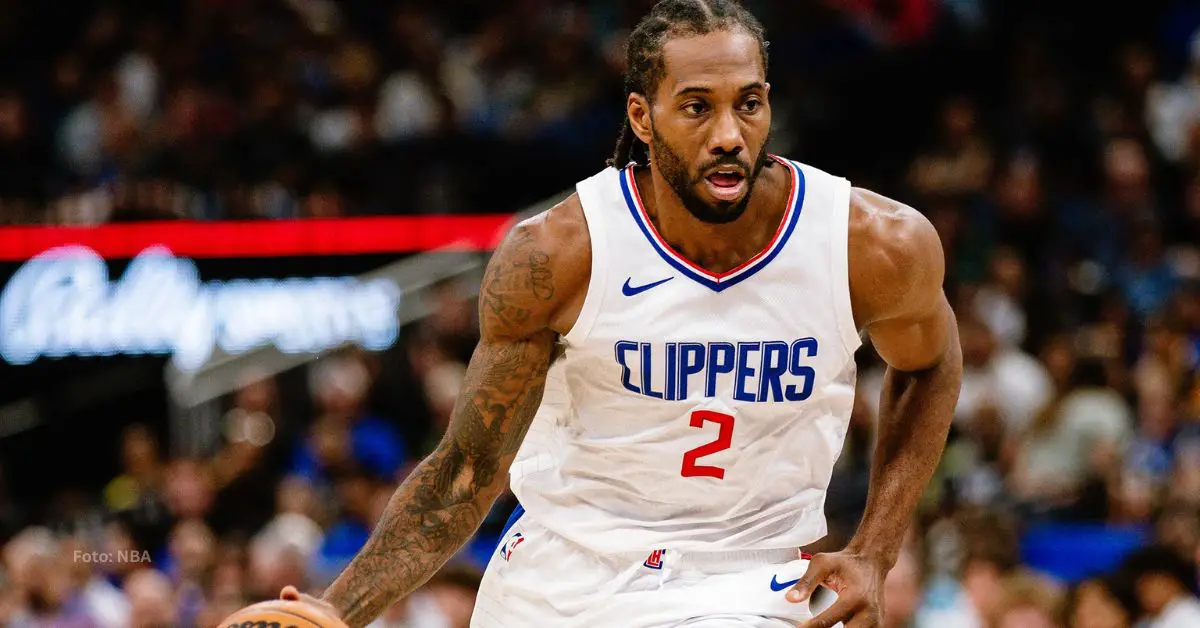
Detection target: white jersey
<box><xmin>509</xmin><ymin>156</ymin><xmax>861</xmax><ymax>554</ymax></box>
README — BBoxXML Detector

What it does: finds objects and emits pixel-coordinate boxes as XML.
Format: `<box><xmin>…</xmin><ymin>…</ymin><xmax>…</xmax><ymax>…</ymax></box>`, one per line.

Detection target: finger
<box><xmin>788</xmin><ymin>555</ymin><xmax>832</xmax><ymax>603</ymax></box>
<box><xmin>798</xmin><ymin>594</ymin><xmax>862</xmax><ymax>628</ymax></box>
<box><xmin>280</xmin><ymin>585</ymin><xmax>301</xmax><ymax>601</ymax></box>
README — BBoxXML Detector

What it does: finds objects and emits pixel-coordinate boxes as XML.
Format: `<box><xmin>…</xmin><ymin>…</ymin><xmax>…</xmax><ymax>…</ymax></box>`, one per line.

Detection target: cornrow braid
<box><xmin>607</xmin><ymin>0</ymin><xmax>769</xmax><ymax>168</ymax></box>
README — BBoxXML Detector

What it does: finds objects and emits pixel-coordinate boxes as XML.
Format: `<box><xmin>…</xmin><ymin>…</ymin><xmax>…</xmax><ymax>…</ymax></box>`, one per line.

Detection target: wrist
<box><xmin>843</xmin><ymin>540</ymin><xmax>897</xmax><ymax>572</ymax></box>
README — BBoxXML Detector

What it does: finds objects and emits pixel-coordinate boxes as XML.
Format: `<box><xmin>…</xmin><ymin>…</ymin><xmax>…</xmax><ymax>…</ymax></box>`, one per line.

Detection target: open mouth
<box><xmin>704</xmin><ymin>167</ymin><xmax>747</xmax><ymax>202</ymax></box>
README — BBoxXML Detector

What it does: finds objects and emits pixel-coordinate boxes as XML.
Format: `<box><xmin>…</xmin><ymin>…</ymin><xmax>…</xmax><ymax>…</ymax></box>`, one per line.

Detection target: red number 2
<box><xmin>680</xmin><ymin>410</ymin><xmax>735</xmax><ymax>479</ymax></box>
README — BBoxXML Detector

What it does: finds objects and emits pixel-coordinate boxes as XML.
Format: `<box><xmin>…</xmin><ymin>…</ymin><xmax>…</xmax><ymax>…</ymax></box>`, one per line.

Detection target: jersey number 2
<box><xmin>681</xmin><ymin>410</ymin><xmax>735</xmax><ymax>479</ymax></box>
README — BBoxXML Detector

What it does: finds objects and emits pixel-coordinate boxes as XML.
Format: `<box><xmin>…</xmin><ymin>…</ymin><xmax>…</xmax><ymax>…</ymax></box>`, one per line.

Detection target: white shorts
<box><xmin>471</xmin><ymin>507</ymin><xmax>814</xmax><ymax>627</ymax></box>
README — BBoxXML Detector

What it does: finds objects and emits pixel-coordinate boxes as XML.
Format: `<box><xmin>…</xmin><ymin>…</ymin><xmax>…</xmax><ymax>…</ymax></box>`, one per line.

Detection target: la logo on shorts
<box><xmin>500</xmin><ymin>532</ymin><xmax>525</xmax><ymax>561</ymax></box>
<box><xmin>643</xmin><ymin>549</ymin><xmax>666</xmax><ymax>570</ymax></box>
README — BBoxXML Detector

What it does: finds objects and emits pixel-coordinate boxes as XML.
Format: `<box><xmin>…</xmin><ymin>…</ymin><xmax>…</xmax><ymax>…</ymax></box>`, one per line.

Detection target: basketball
<box><xmin>217</xmin><ymin>599</ymin><xmax>350</xmax><ymax>628</ymax></box>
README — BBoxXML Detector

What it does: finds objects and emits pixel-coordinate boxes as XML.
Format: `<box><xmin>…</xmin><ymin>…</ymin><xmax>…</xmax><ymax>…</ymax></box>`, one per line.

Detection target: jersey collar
<box><xmin>619</xmin><ymin>155</ymin><xmax>806</xmax><ymax>293</ymax></box>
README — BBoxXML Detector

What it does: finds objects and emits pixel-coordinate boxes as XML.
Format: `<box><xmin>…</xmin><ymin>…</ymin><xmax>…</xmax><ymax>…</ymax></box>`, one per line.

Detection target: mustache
<box><xmin>698</xmin><ymin>154</ymin><xmax>751</xmax><ymax>176</ymax></box>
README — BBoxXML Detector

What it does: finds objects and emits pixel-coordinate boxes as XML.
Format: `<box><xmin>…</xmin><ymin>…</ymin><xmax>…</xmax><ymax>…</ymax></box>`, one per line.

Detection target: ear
<box><xmin>627</xmin><ymin>93</ymin><xmax>653</xmax><ymax>146</ymax></box>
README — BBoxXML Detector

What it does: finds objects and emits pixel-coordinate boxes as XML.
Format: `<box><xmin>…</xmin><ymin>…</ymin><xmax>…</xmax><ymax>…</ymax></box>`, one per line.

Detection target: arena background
<box><xmin>0</xmin><ymin>1</ymin><xmax>1198</xmax><ymax>627</ymax></box>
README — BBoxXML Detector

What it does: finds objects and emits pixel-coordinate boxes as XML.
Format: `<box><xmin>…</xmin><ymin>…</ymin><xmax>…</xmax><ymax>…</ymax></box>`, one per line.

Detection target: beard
<box><xmin>650</xmin><ymin>125</ymin><xmax>772</xmax><ymax>225</ymax></box>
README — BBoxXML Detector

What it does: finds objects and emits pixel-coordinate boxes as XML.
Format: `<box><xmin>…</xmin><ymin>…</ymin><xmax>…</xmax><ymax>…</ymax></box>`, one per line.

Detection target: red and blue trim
<box><xmin>619</xmin><ymin>155</ymin><xmax>805</xmax><ymax>293</ymax></box>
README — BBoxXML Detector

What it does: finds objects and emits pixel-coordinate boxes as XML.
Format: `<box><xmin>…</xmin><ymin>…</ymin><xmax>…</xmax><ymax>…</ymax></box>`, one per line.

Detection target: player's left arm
<box><xmin>789</xmin><ymin>188</ymin><xmax>963</xmax><ymax>628</ymax></box>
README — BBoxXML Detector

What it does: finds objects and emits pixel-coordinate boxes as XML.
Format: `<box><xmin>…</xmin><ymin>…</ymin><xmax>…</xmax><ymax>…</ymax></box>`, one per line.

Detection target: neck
<box><xmin>637</xmin><ymin>157</ymin><xmax>790</xmax><ymax>274</ymax></box>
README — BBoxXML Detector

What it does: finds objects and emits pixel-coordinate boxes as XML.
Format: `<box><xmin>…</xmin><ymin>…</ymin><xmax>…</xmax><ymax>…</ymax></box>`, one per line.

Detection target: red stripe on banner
<box><xmin>0</xmin><ymin>215</ymin><xmax>517</xmax><ymax>260</ymax></box>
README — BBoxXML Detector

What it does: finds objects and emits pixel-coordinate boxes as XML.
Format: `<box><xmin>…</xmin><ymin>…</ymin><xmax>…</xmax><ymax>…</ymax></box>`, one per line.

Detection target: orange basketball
<box><xmin>217</xmin><ymin>599</ymin><xmax>350</xmax><ymax>628</ymax></box>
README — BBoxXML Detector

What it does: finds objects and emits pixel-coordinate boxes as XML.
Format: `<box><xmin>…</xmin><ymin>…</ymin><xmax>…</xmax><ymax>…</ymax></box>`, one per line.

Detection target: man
<box><xmin>283</xmin><ymin>1</ymin><xmax>962</xmax><ymax>626</ymax></box>
<box><xmin>1122</xmin><ymin>545</ymin><xmax>1200</xmax><ymax>628</ymax></box>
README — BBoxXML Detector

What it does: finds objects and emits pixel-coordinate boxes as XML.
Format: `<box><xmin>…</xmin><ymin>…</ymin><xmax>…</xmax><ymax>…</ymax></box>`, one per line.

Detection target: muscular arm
<box><xmin>793</xmin><ymin>188</ymin><xmax>962</xmax><ymax>626</ymax></box>
<box><xmin>844</xmin><ymin>188</ymin><xmax>962</xmax><ymax>569</ymax></box>
<box><xmin>319</xmin><ymin>201</ymin><xmax>589</xmax><ymax>627</ymax></box>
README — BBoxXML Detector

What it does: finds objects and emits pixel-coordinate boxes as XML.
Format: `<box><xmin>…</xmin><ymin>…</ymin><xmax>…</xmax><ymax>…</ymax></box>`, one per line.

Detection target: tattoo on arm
<box><xmin>481</xmin><ymin>226</ymin><xmax>555</xmax><ymax>329</ymax></box>
<box><xmin>322</xmin><ymin>224</ymin><xmax>559</xmax><ymax>627</ymax></box>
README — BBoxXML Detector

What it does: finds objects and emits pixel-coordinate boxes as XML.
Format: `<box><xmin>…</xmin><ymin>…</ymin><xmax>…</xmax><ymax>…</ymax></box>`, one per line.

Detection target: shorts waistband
<box><xmin>616</xmin><ymin>546</ymin><xmax>801</xmax><ymax>571</ymax></box>
<box><xmin>508</xmin><ymin>506</ymin><xmax>809</xmax><ymax>571</ymax></box>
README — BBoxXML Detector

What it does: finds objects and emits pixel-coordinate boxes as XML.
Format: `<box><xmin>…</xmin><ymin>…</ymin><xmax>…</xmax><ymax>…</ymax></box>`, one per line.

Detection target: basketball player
<box><xmin>282</xmin><ymin>1</ymin><xmax>962</xmax><ymax>626</ymax></box>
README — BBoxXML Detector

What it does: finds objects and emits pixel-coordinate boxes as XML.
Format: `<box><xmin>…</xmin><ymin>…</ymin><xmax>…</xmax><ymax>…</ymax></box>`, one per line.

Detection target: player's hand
<box><xmin>280</xmin><ymin>585</ymin><xmax>344</xmax><ymax>621</ymax></box>
<box><xmin>786</xmin><ymin>551</ymin><xmax>885</xmax><ymax>628</ymax></box>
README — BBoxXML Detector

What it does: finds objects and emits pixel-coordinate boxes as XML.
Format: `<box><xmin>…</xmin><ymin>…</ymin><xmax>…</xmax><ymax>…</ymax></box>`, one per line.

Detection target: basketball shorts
<box><xmin>471</xmin><ymin>506</ymin><xmax>814</xmax><ymax>627</ymax></box>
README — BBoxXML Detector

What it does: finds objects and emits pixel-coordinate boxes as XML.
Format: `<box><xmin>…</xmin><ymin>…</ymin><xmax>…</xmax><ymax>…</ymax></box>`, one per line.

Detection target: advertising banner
<box><xmin>0</xmin><ymin>215</ymin><xmax>511</xmax><ymax>501</ymax></box>
<box><xmin>0</xmin><ymin>215</ymin><xmax>510</xmax><ymax>378</ymax></box>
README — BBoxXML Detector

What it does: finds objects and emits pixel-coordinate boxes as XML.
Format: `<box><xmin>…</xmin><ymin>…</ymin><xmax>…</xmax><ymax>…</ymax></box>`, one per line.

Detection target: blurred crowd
<box><xmin>0</xmin><ymin>289</ymin><xmax>484</xmax><ymax>628</ymax></box>
<box><xmin>1</xmin><ymin>0</ymin><xmax>1200</xmax><ymax>627</ymax></box>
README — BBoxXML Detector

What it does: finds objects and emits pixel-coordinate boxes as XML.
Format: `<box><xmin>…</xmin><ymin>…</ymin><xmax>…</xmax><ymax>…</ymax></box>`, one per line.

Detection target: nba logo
<box><xmin>643</xmin><ymin>549</ymin><xmax>666</xmax><ymax>570</ymax></box>
<box><xmin>501</xmin><ymin>533</ymin><xmax>525</xmax><ymax>561</ymax></box>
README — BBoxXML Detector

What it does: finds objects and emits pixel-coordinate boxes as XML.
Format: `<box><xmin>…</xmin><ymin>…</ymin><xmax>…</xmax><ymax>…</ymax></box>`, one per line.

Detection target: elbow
<box><xmin>942</xmin><ymin>327</ymin><xmax>964</xmax><ymax>385</ymax></box>
<box><xmin>919</xmin><ymin>324</ymin><xmax>963</xmax><ymax>408</ymax></box>
<box><xmin>944</xmin><ymin>318</ymin><xmax>964</xmax><ymax>383</ymax></box>
<box><xmin>918</xmin><ymin>301</ymin><xmax>964</xmax><ymax>385</ymax></box>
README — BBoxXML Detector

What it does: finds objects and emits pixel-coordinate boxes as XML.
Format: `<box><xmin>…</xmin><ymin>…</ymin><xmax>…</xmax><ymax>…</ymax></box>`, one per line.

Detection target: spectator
<box><xmin>165</xmin><ymin>519</ymin><xmax>215</xmax><ymax>626</ymax></box>
<box><xmin>311</xmin><ymin>470</ymin><xmax>378</xmax><ymax>587</ymax></box>
<box><xmin>310</xmin><ymin>40</ymin><xmax>383</xmax><ymax>153</ymax></box>
<box><xmin>2</xmin><ymin>527</ymin><xmax>97</xmax><ymax>628</ymax></box>
<box><xmin>883</xmin><ymin>548</ymin><xmax>924</xmax><ymax>628</ymax></box>
<box><xmin>96</xmin><ymin>517</ymin><xmax>144</xmax><ymax>585</ymax></box>
<box><xmin>374</xmin><ymin>6</ymin><xmax>457</xmax><ymax>141</ymax></box>
<box><xmin>972</xmin><ymin>246</ymin><xmax>1032</xmax><ymax>350</ymax></box>
<box><xmin>103</xmin><ymin>424</ymin><xmax>165</xmax><ymax>521</ymax></box>
<box><xmin>990</xmin><ymin>572</ymin><xmax>1065</xmax><ymax>628</ymax></box>
<box><xmin>291</xmin><ymin>354</ymin><xmax>407</xmax><ymax>484</ymax></box>
<box><xmin>954</xmin><ymin>314</ymin><xmax>1054</xmax><ymax>437</ymax></box>
<box><xmin>209</xmin><ymin>372</ymin><xmax>288</xmax><ymax>537</ymax></box>
<box><xmin>1066</xmin><ymin>576</ymin><xmax>1136</xmax><ymax>628</ymax></box>
<box><xmin>249</xmin><ymin>511</ymin><xmax>323</xmax><ymax>599</ymax></box>
<box><xmin>1146</xmin><ymin>31</ymin><xmax>1200</xmax><ymax>165</ymax></box>
<box><xmin>161</xmin><ymin>459</ymin><xmax>214</xmax><ymax>522</ymax></box>
<box><xmin>63</xmin><ymin>535</ymin><xmax>129</xmax><ymax>628</ymax></box>
<box><xmin>987</xmin><ymin>154</ymin><xmax>1057</xmax><ymax>286</ymax></box>
<box><xmin>57</xmin><ymin>70</ymin><xmax>142</xmax><ymax>183</ymax></box>
<box><xmin>1134</xmin><ymin>318</ymin><xmax>1193</xmax><ymax>408</ymax></box>
<box><xmin>368</xmin><ymin>564</ymin><xmax>482</xmax><ymax>628</ymax></box>
<box><xmin>1117</xmin><ymin>228</ymin><xmax>1180</xmax><ymax>323</ymax></box>
<box><xmin>908</xmin><ymin>96</ymin><xmax>994</xmax><ymax>197</ymax></box>
<box><xmin>123</xmin><ymin>568</ymin><xmax>177</xmax><ymax>628</ymax></box>
<box><xmin>1009</xmin><ymin>357</ymin><xmax>1132</xmax><ymax>520</ymax></box>
<box><xmin>194</xmin><ymin>541</ymin><xmax>250</xmax><ymax>627</ymax></box>
<box><xmin>1119</xmin><ymin>545</ymin><xmax>1200</xmax><ymax>627</ymax></box>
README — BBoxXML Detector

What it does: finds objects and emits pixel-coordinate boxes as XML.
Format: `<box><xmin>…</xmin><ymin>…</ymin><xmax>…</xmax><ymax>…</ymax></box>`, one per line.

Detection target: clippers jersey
<box><xmin>509</xmin><ymin>156</ymin><xmax>861</xmax><ymax>554</ymax></box>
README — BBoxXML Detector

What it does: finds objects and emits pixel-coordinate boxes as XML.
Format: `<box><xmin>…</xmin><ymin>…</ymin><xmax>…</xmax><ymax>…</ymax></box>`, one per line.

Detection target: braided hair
<box><xmin>607</xmin><ymin>0</ymin><xmax>769</xmax><ymax>168</ymax></box>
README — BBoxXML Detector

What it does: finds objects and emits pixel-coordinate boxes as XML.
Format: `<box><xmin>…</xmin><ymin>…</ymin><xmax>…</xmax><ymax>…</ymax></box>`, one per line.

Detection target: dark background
<box><xmin>0</xmin><ymin>1</ymin><xmax>1197</xmax><ymax>627</ymax></box>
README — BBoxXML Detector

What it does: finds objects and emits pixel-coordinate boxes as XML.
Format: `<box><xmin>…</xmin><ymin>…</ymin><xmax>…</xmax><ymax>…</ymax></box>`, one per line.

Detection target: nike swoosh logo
<box><xmin>622</xmin><ymin>277</ymin><xmax>673</xmax><ymax>296</ymax></box>
<box><xmin>769</xmin><ymin>575</ymin><xmax>801</xmax><ymax>592</ymax></box>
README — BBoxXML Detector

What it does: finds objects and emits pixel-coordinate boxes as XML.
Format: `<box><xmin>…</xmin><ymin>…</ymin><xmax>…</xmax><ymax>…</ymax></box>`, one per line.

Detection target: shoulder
<box><xmin>847</xmin><ymin>187</ymin><xmax>945</xmax><ymax>327</ymax></box>
<box><xmin>481</xmin><ymin>193</ymin><xmax>591</xmax><ymax>340</ymax></box>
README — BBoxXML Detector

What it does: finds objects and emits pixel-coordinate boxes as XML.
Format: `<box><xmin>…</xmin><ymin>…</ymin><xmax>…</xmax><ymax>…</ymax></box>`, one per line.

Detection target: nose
<box><xmin>708</xmin><ymin>109</ymin><xmax>744</xmax><ymax>157</ymax></box>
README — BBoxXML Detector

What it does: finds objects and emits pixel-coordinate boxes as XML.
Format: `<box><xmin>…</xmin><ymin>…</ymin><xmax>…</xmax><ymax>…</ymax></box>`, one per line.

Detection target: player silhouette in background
<box><xmin>283</xmin><ymin>1</ymin><xmax>963</xmax><ymax>626</ymax></box>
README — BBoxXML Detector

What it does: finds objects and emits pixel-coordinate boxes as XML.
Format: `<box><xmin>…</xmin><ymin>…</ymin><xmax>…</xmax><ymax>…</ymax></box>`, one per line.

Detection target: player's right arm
<box><xmin>296</xmin><ymin>199</ymin><xmax>589</xmax><ymax>627</ymax></box>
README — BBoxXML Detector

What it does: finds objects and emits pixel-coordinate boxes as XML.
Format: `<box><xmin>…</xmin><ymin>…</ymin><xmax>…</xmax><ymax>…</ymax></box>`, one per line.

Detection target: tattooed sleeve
<box><xmin>321</xmin><ymin>220</ymin><xmax>560</xmax><ymax>627</ymax></box>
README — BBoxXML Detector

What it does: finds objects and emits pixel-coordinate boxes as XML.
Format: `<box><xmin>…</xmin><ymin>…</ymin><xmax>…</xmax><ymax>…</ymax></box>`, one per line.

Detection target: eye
<box><xmin>741</xmin><ymin>98</ymin><xmax>762</xmax><ymax>112</ymax></box>
<box><xmin>684</xmin><ymin>101</ymin><xmax>708</xmax><ymax>116</ymax></box>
